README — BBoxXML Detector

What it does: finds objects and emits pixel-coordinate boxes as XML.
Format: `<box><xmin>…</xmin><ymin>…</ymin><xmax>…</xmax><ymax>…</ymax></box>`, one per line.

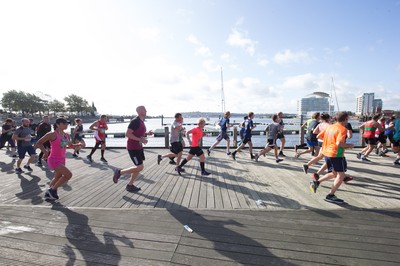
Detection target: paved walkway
<box><xmin>0</xmin><ymin>147</ymin><xmax>399</xmax><ymax>265</ymax></box>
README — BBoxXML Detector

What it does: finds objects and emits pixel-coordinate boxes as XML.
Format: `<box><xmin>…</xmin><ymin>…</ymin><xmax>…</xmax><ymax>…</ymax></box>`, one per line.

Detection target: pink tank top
<box><xmin>49</xmin><ymin>131</ymin><xmax>69</xmax><ymax>160</ymax></box>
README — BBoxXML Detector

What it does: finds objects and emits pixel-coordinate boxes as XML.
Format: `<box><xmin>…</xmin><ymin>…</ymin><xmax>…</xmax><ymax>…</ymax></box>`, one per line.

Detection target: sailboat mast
<box><xmin>331</xmin><ymin>77</ymin><xmax>340</xmax><ymax>112</ymax></box>
<box><xmin>221</xmin><ymin>67</ymin><xmax>226</xmax><ymax>114</ymax></box>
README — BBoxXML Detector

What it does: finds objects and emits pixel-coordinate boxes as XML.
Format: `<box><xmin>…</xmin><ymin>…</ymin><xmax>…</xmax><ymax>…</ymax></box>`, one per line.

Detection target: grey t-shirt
<box><xmin>265</xmin><ymin>122</ymin><xmax>280</xmax><ymax>140</ymax></box>
<box><xmin>170</xmin><ymin>120</ymin><xmax>182</xmax><ymax>143</ymax></box>
<box><xmin>14</xmin><ymin>126</ymin><xmax>32</xmax><ymax>147</ymax></box>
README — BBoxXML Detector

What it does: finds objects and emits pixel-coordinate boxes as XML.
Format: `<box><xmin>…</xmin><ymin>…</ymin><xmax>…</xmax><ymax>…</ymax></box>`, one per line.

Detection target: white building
<box><xmin>297</xmin><ymin>92</ymin><xmax>334</xmax><ymax>116</ymax></box>
<box><xmin>356</xmin><ymin>93</ymin><xmax>377</xmax><ymax>116</ymax></box>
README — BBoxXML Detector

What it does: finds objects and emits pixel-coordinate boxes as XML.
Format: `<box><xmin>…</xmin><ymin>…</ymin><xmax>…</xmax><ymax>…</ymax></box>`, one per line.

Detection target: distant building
<box><xmin>373</xmin><ymin>99</ymin><xmax>383</xmax><ymax>113</ymax></box>
<box><xmin>356</xmin><ymin>93</ymin><xmax>382</xmax><ymax>116</ymax></box>
<box><xmin>297</xmin><ymin>92</ymin><xmax>334</xmax><ymax>116</ymax></box>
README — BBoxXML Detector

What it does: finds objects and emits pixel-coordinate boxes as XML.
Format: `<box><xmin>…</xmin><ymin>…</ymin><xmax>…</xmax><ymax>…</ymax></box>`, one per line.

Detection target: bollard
<box><xmin>299</xmin><ymin>115</ymin><xmax>305</xmax><ymax>145</ymax></box>
<box><xmin>233</xmin><ymin>126</ymin><xmax>238</xmax><ymax>148</ymax></box>
<box><xmin>164</xmin><ymin>126</ymin><xmax>169</xmax><ymax>148</ymax></box>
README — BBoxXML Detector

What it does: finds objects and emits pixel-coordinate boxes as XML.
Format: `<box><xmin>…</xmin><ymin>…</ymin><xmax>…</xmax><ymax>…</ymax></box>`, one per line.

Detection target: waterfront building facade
<box><xmin>356</xmin><ymin>93</ymin><xmax>383</xmax><ymax>116</ymax></box>
<box><xmin>297</xmin><ymin>92</ymin><xmax>333</xmax><ymax>116</ymax></box>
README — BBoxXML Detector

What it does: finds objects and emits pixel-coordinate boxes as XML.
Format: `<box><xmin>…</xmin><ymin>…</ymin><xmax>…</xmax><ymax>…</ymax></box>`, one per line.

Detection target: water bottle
<box><xmin>183</xmin><ymin>225</ymin><xmax>193</xmax><ymax>233</ymax></box>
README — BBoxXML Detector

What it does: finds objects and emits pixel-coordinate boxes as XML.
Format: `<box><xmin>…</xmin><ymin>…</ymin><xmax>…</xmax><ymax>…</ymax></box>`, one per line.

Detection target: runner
<box><xmin>254</xmin><ymin>114</ymin><xmax>283</xmax><ymax>163</ymax></box>
<box><xmin>35</xmin><ymin>117</ymin><xmax>82</xmax><ymax>200</ymax></box>
<box><xmin>0</xmin><ymin>118</ymin><xmax>17</xmax><ymax>157</ymax></box>
<box><xmin>176</xmin><ymin>117</ymin><xmax>210</xmax><ymax>176</ymax></box>
<box><xmin>12</xmin><ymin>118</ymin><xmax>36</xmax><ymax>173</ymax></box>
<box><xmin>309</xmin><ymin>112</ymin><xmax>354</xmax><ymax>204</ymax></box>
<box><xmin>35</xmin><ymin>115</ymin><xmax>52</xmax><ymax>167</ymax></box>
<box><xmin>302</xmin><ymin>113</ymin><xmax>331</xmax><ymax>174</ymax></box>
<box><xmin>357</xmin><ymin>114</ymin><xmax>383</xmax><ymax>162</ymax></box>
<box><xmin>276</xmin><ymin>111</ymin><xmax>287</xmax><ymax>157</ymax></box>
<box><xmin>157</xmin><ymin>113</ymin><xmax>185</xmax><ymax>169</ymax></box>
<box><xmin>295</xmin><ymin>112</ymin><xmax>320</xmax><ymax>158</ymax></box>
<box><xmin>72</xmin><ymin>118</ymin><xmax>86</xmax><ymax>157</ymax></box>
<box><xmin>231</xmin><ymin>112</ymin><xmax>256</xmax><ymax>160</ymax></box>
<box><xmin>87</xmin><ymin>114</ymin><xmax>108</xmax><ymax>163</ymax></box>
<box><xmin>390</xmin><ymin>115</ymin><xmax>400</xmax><ymax>166</ymax></box>
<box><xmin>113</xmin><ymin>106</ymin><xmax>154</xmax><ymax>192</ymax></box>
<box><xmin>208</xmin><ymin>111</ymin><xmax>233</xmax><ymax>156</ymax></box>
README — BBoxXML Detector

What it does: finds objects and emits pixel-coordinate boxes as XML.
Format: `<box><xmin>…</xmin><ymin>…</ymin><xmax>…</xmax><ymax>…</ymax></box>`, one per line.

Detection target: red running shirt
<box><xmin>190</xmin><ymin>127</ymin><xmax>203</xmax><ymax>147</ymax></box>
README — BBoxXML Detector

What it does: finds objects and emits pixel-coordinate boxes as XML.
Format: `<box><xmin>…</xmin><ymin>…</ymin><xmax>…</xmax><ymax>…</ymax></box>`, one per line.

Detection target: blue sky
<box><xmin>0</xmin><ymin>0</ymin><xmax>399</xmax><ymax>116</ymax></box>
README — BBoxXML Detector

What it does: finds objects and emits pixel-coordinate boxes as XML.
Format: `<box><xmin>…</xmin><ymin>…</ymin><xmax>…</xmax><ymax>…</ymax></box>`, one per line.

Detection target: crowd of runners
<box><xmin>1</xmin><ymin>107</ymin><xmax>399</xmax><ymax>204</ymax></box>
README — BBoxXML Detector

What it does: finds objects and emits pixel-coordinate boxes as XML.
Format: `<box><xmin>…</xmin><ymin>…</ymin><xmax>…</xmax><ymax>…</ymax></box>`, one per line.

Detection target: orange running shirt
<box><xmin>319</xmin><ymin>123</ymin><xmax>348</xmax><ymax>158</ymax></box>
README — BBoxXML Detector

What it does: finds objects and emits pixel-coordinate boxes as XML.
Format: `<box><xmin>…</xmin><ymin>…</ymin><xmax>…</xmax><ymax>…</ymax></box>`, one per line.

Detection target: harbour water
<box><xmin>73</xmin><ymin>117</ymin><xmax>362</xmax><ymax>148</ymax></box>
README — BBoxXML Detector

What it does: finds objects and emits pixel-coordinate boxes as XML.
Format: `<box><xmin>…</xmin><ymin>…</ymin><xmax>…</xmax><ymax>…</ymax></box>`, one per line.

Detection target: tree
<box><xmin>64</xmin><ymin>94</ymin><xmax>89</xmax><ymax>115</ymax></box>
<box><xmin>48</xmin><ymin>99</ymin><xmax>66</xmax><ymax>116</ymax></box>
<box><xmin>1</xmin><ymin>90</ymin><xmax>29</xmax><ymax>115</ymax></box>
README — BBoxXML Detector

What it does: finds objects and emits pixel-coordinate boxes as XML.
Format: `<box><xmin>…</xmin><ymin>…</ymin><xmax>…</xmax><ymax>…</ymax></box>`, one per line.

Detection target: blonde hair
<box><xmin>197</xmin><ymin>117</ymin><xmax>206</xmax><ymax>125</ymax></box>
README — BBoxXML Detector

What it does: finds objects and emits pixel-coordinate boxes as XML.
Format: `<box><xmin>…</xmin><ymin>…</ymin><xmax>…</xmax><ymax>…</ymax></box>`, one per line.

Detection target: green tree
<box><xmin>1</xmin><ymin>90</ymin><xmax>29</xmax><ymax>115</ymax></box>
<box><xmin>48</xmin><ymin>99</ymin><xmax>66</xmax><ymax>116</ymax></box>
<box><xmin>64</xmin><ymin>94</ymin><xmax>90</xmax><ymax>115</ymax></box>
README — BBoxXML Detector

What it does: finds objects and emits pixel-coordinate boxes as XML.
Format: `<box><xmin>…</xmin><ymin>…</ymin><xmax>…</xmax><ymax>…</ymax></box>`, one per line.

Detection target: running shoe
<box><xmin>232</xmin><ymin>151</ymin><xmax>236</xmax><ymax>161</ymax></box>
<box><xmin>309</xmin><ymin>181</ymin><xmax>319</xmax><ymax>193</ymax></box>
<box><xmin>126</xmin><ymin>185</ymin><xmax>141</xmax><ymax>192</ymax></box>
<box><xmin>302</xmin><ymin>164</ymin><xmax>309</xmax><ymax>174</ymax></box>
<box><xmin>254</xmin><ymin>153</ymin><xmax>260</xmax><ymax>162</ymax></box>
<box><xmin>324</xmin><ymin>194</ymin><xmax>344</xmax><ymax>204</ymax></box>
<box><xmin>201</xmin><ymin>170</ymin><xmax>211</xmax><ymax>176</ymax></box>
<box><xmin>44</xmin><ymin>188</ymin><xmax>58</xmax><ymax>200</ymax></box>
<box><xmin>295</xmin><ymin>153</ymin><xmax>300</xmax><ymax>158</ymax></box>
<box><xmin>312</xmin><ymin>173</ymin><xmax>320</xmax><ymax>182</ymax></box>
<box><xmin>251</xmin><ymin>154</ymin><xmax>256</xmax><ymax>160</ymax></box>
<box><xmin>343</xmin><ymin>176</ymin><xmax>353</xmax><ymax>184</ymax></box>
<box><xmin>36</xmin><ymin>161</ymin><xmax>43</xmax><ymax>167</ymax></box>
<box><xmin>100</xmin><ymin>157</ymin><xmax>108</xmax><ymax>163</ymax></box>
<box><xmin>113</xmin><ymin>169</ymin><xmax>121</xmax><ymax>183</ymax></box>
<box><xmin>15</xmin><ymin>167</ymin><xmax>23</xmax><ymax>174</ymax></box>
<box><xmin>86</xmin><ymin>155</ymin><xmax>93</xmax><ymax>162</ymax></box>
<box><xmin>361</xmin><ymin>157</ymin><xmax>371</xmax><ymax>162</ymax></box>
<box><xmin>169</xmin><ymin>158</ymin><xmax>176</xmax><ymax>165</ymax></box>
<box><xmin>23</xmin><ymin>165</ymin><xmax>33</xmax><ymax>171</ymax></box>
<box><xmin>227</xmin><ymin>151</ymin><xmax>231</xmax><ymax>155</ymax></box>
<box><xmin>394</xmin><ymin>160</ymin><xmax>400</xmax><ymax>166</ymax></box>
<box><xmin>12</xmin><ymin>154</ymin><xmax>17</xmax><ymax>158</ymax></box>
<box><xmin>175</xmin><ymin>166</ymin><xmax>183</xmax><ymax>176</ymax></box>
<box><xmin>207</xmin><ymin>149</ymin><xmax>211</xmax><ymax>156</ymax></box>
<box><xmin>279</xmin><ymin>151</ymin><xmax>286</xmax><ymax>157</ymax></box>
<box><xmin>356</xmin><ymin>153</ymin><xmax>362</xmax><ymax>160</ymax></box>
<box><xmin>374</xmin><ymin>148</ymin><xmax>379</xmax><ymax>155</ymax></box>
<box><xmin>72</xmin><ymin>153</ymin><xmax>78</xmax><ymax>158</ymax></box>
<box><xmin>276</xmin><ymin>158</ymin><xmax>283</xmax><ymax>163</ymax></box>
<box><xmin>157</xmin><ymin>155</ymin><xmax>162</xmax><ymax>165</ymax></box>
<box><xmin>294</xmin><ymin>145</ymin><xmax>298</xmax><ymax>153</ymax></box>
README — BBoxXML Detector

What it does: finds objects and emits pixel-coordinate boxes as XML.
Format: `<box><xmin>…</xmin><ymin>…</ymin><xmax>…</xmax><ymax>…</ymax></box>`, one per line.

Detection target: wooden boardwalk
<box><xmin>0</xmin><ymin>147</ymin><xmax>400</xmax><ymax>265</ymax></box>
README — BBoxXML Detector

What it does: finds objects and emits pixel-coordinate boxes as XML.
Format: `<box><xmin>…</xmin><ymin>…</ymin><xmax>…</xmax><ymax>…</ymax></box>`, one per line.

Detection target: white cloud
<box><xmin>282</xmin><ymin>73</ymin><xmax>319</xmax><ymax>90</ymax></box>
<box><xmin>396</xmin><ymin>64</ymin><xmax>400</xmax><ymax>72</ymax></box>
<box><xmin>187</xmin><ymin>34</ymin><xmax>212</xmax><ymax>57</ymax></box>
<box><xmin>226</xmin><ymin>29</ymin><xmax>257</xmax><ymax>56</ymax></box>
<box><xmin>187</xmin><ymin>34</ymin><xmax>201</xmax><ymax>45</ymax></box>
<box><xmin>273</xmin><ymin>49</ymin><xmax>313</xmax><ymax>65</ymax></box>
<box><xmin>221</xmin><ymin>53</ymin><xmax>232</xmax><ymax>62</ymax></box>
<box><xmin>339</xmin><ymin>46</ymin><xmax>350</xmax><ymax>52</ymax></box>
<box><xmin>202</xmin><ymin>59</ymin><xmax>220</xmax><ymax>72</ymax></box>
<box><xmin>235</xmin><ymin>17</ymin><xmax>245</xmax><ymax>26</ymax></box>
<box><xmin>138</xmin><ymin>27</ymin><xmax>161</xmax><ymax>42</ymax></box>
<box><xmin>196</xmin><ymin>46</ymin><xmax>212</xmax><ymax>57</ymax></box>
<box><xmin>257</xmin><ymin>58</ymin><xmax>269</xmax><ymax>67</ymax></box>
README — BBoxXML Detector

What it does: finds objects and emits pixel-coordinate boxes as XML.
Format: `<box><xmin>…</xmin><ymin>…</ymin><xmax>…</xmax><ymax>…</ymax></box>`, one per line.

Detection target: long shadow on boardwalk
<box><xmin>50</xmin><ymin>202</ymin><xmax>134</xmax><ymax>265</ymax></box>
<box><xmin>124</xmin><ymin>194</ymin><xmax>297</xmax><ymax>265</ymax></box>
